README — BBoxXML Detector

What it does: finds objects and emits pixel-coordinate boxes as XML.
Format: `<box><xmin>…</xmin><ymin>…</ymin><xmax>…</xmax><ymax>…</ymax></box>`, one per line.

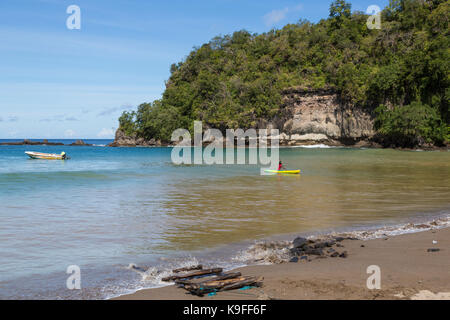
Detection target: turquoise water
<box><xmin>0</xmin><ymin>142</ymin><xmax>449</xmax><ymax>299</ymax></box>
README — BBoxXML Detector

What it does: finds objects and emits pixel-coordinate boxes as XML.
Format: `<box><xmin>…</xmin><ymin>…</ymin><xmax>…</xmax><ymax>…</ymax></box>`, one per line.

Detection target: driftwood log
<box><xmin>221</xmin><ymin>276</ymin><xmax>263</xmax><ymax>291</ymax></box>
<box><xmin>160</xmin><ymin>264</ymin><xmax>263</xmax><ymax>296</ymax></box>
<box><xmin>162</xmin><ymin>268</ymin><xmax>223</xmax><ymax>282</ymax></box>
<box><xmin>175</xmin><ymin>272</ymin><xmax>242</xmax><ymax>285</ymax></box>
<box><xmin>172</xmin><ymin>265</ymin><xmax>203</xmax><ymax>273</ymax></box>
<box><xmin>181</xmin><ymin>275</ymin><xmax>264</xmax><ymax>296</ymax></box>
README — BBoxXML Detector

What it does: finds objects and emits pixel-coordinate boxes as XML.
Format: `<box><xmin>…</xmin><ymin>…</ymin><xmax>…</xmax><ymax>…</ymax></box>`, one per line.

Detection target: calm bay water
<box><xmin>0</xmin><ymin>141</ymin><xmax>449</xmax><ymax>299</ymax></box>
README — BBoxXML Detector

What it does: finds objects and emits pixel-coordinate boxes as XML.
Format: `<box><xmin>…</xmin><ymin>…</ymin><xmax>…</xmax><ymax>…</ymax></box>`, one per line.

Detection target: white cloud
<box><xmin>97</xmin><ymin>128</ymin><xmax>115</xmax><ymax>138</ymax></box>
<box><xmin>263</xmin><ymin>4</ymin><xmax>303</xmax><ymax>27</ymax></box>
<box><xmin>264</xmin><ymin>8</ymin><xmax>289</xmax><ymax>26</ymax></box>
<box><xmin>97</xmin><ymin>105</ymin><xmax>132</xmax><ymax>117</ymax></box>
<box><xmin>39</xmin><ymin>114</ymin><xmax>79</xmax><ymax>122</ymax></box>
<box><xmin>64</xmin><ymin>129</ymin><xmax>76</xmax><ymax>138</ymax></box>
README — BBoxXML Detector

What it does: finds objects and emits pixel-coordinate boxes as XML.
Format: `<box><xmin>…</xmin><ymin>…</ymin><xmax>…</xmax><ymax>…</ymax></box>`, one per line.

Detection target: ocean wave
<box><xmin>291</xmin><ymin>144</ymin><xmax>333</xmax><ymax>149</ymax></box>
<box><xmin>104</xmin><ymin>259</ymin><xmax>203</xmax><ymax>299</ymax></box>
<box><xmin>125</xmin><ymin>257</ymin><xmax>202</xmax><ymax>284</ymax></box>
<box><xmin>334</xmin><ymin>215</ymin><xmax>450</xmax><ymax>240</ymax></box>
<box><xmin>233</xmin><ymin>241</ymin><xmax>291</xmax><ymax>265</ymax></box>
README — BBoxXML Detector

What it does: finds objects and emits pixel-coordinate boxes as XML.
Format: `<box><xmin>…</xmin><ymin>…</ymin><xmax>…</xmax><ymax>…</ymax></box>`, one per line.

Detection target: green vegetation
<box><xmin>375</xmin><ymin>102</ymin><xmax>448</xmax><ymax>147</ymax></box>
<box><xmin>119</xmin><ymin>0</ymin><xmax>449</xmax><ymax>147</ymax></box>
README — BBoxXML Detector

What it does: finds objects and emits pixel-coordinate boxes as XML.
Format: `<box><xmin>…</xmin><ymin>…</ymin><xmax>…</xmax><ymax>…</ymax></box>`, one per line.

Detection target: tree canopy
<box><xmin>118</xmin><ymin>0</ymin><xmax>449</xmax><ymax>147</ymax></box>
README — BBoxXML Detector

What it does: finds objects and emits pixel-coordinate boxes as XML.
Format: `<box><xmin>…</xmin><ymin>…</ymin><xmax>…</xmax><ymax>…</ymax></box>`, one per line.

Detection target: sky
<box><xmin>0</xmin><ymin>0</ymin><xmax>389</xmax><ymax>139</ymax></box>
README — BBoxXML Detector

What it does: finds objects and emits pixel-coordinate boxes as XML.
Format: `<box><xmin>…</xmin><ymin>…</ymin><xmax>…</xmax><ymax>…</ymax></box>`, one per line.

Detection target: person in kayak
<box><xmin>278</xmin><ymin>161</ymin><xmax>285</xmax><ymax>171</ymax></box>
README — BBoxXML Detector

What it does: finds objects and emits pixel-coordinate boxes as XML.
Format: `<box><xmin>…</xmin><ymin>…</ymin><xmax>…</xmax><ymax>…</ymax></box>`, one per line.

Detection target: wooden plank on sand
<box><xmin>175</xmin><ymin>272</ymin><xmax>241</xmax><ymax>285</ymax></box>
<box><xmin>172</xmin><ymin>265</ymin><xmax>203</xmax><ymax>273</ymax></box>
<box><xmin>162</xmin><ymin>268</ymin><xmax>223</xmax><ymax>281</ymax></box>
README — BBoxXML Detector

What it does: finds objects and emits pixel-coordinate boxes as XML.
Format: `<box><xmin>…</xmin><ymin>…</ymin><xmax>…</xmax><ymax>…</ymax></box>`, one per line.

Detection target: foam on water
<box><xmin>335</xmin><ymin>215</ymin><xmax>450</xmax><ymax>240</ymax></box>
<box><xmin>231</xmin><ymin>214</ymin><xmax>450</xmax><ymax>265</ymax></box>
<box><xmin>291</xmin><ymin>144</ymin><xmax>333</xmax><ymax>149</ymax></box>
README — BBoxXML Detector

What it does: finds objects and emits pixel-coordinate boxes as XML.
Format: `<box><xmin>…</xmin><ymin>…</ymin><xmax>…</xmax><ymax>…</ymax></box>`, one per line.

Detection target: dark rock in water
<box><xmin>427</xmin><ymin>248</ymin><xmax>440</xmax><ymax>252</ymax></box>
<box><xmin>289</xmin><ymin>257</ymin><xmax>299</xmax><ymax>263</ymax></box>
<box><xmin>313</xmin><ymin>241</ymin><xmax>335</xmax><ymax>248</ymax></box>
<box><xmin>339</xmin><ymin>251</ymin><xmax>348</xmax><ymax>258</ymax></box>
<box><xmin>289</xmin><ymin>248</ymin><xmax>305</xmax><ymax>257</ymax></box>
<box><xmin>300</xmin><ymin>255</ymin><xmax>308</xmax><ymax>260</ymax></box>
<box><xmin>70</xmin><ymin>139</ymin><xmax>93</xmax><ymax>146</ymax></box>
<box><xmin>304</xmin><ymin>248</ymin><xmax>323</xmax><ymax>256</ymax></box>
<box><xmin>330</xmin><ymin>252</ymin><xmax>339</xmax><ymax>257</ymax></box>
<box><xmin>325</xmin><ymin>241</ymin><xmax>335</xmax><ymax>247</ymax></box>
<box><xmin>131</xmin><ymin>265</ymin><xmax>146</xmax><ymax>272</ymax></box>
<box><xmin>334</xmin><ymin>236</ymin><xmax>358</xmax><ymax>242</ymax></box>
<box><xmin>0</xmin><ymin>139</ymin><xmax>64</xmax><ymax>146</ymax></box>
<box><xmin>293</xmin><ymin>237</ymin><xmax>308</xmax><ymax>249</ymax></box>
<box><xmin>360</xmin><ymin>245</ymin><xmax>365</xmax><ymax>247</ymax></box>
<box><xmin>313</xmin><ymin>242</ymin><xmax>327</xmax><ymax>249</ymax></box>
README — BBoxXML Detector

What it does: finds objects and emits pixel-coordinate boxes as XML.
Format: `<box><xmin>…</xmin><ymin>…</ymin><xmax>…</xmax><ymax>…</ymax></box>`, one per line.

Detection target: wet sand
<box><xmin>114</xmin><ymin>227</ymin><xmax>450</xmax><ymax>300</ymax></box>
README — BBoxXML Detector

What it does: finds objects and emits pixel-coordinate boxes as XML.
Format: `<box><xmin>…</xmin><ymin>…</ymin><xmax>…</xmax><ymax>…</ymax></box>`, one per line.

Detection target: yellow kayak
<box><xmin>264</xmin><ymin>169</ymin><xmax>301</xmax><ymax>174</ymax></box>
<box><xmin>25</xmin><ymin>151</ymin><xmax>67</xmax><ymax>160</ymax></box>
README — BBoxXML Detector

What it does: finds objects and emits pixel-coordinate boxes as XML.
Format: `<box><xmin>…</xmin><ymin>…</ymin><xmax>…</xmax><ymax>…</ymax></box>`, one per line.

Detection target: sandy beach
<box><xmin>115</xmin><ymin>226</ymin><xmax>450</xmax><ymax>300</ymax></box>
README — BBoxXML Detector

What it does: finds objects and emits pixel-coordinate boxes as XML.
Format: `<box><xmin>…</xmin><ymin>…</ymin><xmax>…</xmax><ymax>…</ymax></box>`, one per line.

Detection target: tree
<box><xmin>117</xmin><ymin>0</ymin><xmax>449</xmax><ymax>147</ymax></box>
<box><xmin>329</xmin><ymin>0</ymin><xmax>352</xmax><ymax>20</ymax></box>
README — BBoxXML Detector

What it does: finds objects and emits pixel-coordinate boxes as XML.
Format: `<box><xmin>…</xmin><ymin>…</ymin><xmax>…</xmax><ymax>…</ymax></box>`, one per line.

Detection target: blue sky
<box><xmin>0</xmin><ymin>0</ymin><xmax>388</xmax><ymax>139</ymax></box>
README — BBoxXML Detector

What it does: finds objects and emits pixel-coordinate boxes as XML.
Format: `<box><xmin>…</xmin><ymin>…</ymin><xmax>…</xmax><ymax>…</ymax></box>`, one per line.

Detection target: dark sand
<box><xmin>114</xmin><ymin>227</ymin><xmax>450</xmax><ymax>300</ymax></box>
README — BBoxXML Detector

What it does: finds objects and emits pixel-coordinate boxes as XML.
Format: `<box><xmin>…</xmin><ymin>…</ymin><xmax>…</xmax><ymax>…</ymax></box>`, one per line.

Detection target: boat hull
<box><xmin>25</xmin><ymin>152</ymin><xmax>65</xmax><ymax>160</ymax></box>
<box><xmin>264</xmin><ymin>169</ymin><xmax>301</xmax><ymax>174</ymax></box>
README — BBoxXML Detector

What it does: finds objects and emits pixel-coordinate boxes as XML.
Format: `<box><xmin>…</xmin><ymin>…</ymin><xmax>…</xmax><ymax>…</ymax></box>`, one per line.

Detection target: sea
<box><xmin>0</xmin><ymin>139</ymin><xmax>449</xmax><ymax>299</ymax></box>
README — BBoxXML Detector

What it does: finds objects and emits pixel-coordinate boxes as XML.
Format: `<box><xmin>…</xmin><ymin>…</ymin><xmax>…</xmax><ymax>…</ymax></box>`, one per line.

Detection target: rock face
<box><xmin>110</xmin><ymin>88</ymin><xmax>377</xmax><ymax>147</ymax></box>
<box><xmin>267</xmin><ymin>88</ymin><xmax>376</xmax><ymax>146</ymax></box>
<box><xmin>108</xmin><ymin>129</ymin><xmax>161</xmax><ymax>147</ymax></box>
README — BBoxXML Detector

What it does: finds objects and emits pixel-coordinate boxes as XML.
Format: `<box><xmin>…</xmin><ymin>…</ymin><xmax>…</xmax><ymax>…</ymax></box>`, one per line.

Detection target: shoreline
<box><xmin>114</xmin><ymin>217</ymin><xmax>450</xmax><ymax>300</ymax></box>
<box><xmin>1</xmin><ymin>139</ymin><xmax>448</xmax><ymax>151</ymax></box>
<box><xmin>107</xmin><ymin>141</ymin><xmax>450</xmax><ymax>151</ymax></box>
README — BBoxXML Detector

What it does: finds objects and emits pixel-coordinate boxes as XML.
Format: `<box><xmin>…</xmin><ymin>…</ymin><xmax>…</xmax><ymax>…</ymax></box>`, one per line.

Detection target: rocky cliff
<box><xmin>108</xmin><ymin>129</ymin><xmax>162</xmax><ymax>147</ymax></box>
<box><xmin>110</xmin><ymin>88</ymin><xmax>378</xmax><ymax>147</ymax></box>
<box><xmin>273</xmin><ymin>88</ymin><xmax>376</xmax><ymax>146</ymax></box>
